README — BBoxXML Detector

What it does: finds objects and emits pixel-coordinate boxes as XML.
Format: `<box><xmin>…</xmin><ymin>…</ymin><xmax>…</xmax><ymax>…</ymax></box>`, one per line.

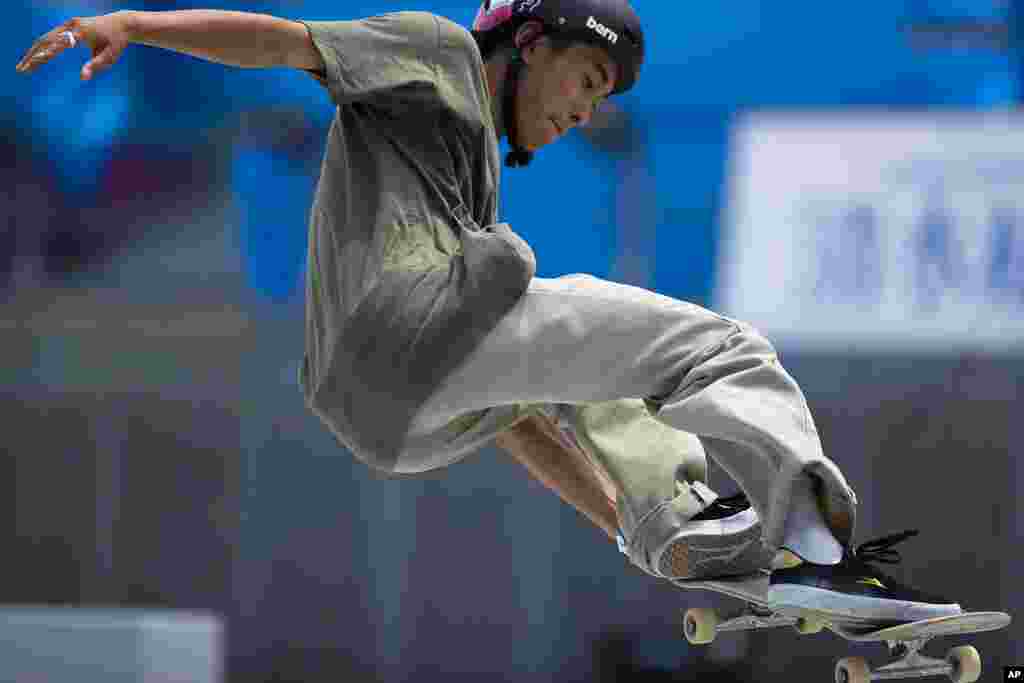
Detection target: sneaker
<box><xmin>766</xmin><ymin>530</ymin><xmax>962</xmax><ymax>625</ymax></box>
<box><xmin>656</xmin><ymin>492</ymin><xmax>771</xmax><ymax>580</ymax></box>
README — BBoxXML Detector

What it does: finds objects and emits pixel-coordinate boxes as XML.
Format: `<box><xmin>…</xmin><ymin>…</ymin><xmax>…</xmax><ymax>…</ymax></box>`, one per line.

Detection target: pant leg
<box><xmin>403</xmin><ymin>273</ymin><xmax>858</xmax><ymax>556</ymax></box>
<box><xmin>562</xmin><ymin>399</ymin><xmax>721</xmax><ymax>567</ymax></box>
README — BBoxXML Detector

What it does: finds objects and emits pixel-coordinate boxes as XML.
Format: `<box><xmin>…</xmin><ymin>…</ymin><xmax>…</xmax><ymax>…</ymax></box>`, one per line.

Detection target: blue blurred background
<box><xmin>2</xmin><ymin>1</ymin><xmax>1021</xmax><ymax>681</ymax></box>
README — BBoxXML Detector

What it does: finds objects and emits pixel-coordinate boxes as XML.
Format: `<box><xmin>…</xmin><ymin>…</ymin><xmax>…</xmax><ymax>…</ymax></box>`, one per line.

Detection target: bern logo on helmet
<box><xmin>586</xmin><ymin>16</ymin><xmax>618</xmax><ymax>45</ymax></box>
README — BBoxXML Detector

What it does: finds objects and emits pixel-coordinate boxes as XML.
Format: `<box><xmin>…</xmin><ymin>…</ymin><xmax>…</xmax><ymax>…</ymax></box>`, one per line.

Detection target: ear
<box><xmin>514</xmin><ymin>20</ymin><xmax>546</xmax><ymax>57</ymax></box>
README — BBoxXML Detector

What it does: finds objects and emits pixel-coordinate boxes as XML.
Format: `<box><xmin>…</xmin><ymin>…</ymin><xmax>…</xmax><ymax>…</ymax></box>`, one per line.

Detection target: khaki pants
<box><xmin>393</xmin><ymin>274</ymin><xmax>858</xmax><ymax>568</ymax></box>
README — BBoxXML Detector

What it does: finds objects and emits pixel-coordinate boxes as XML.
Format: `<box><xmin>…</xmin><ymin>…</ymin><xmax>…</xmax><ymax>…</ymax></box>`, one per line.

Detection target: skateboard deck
<box><xmin>674</xmin><ymin>573</ymin><xmax>1011</xmax><ymax>683</ymax></box>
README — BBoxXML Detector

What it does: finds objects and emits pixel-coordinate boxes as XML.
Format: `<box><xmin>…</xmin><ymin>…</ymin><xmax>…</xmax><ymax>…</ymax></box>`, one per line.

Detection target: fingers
<box><xmin>16</xmin><ymin>26</ymin><xmax>80</xmax><ymax>74</ymax></box>
<box><xmin>82</xmin><ymin>44</ymin><xmax>119</xmax><ymax>81</ymax></box>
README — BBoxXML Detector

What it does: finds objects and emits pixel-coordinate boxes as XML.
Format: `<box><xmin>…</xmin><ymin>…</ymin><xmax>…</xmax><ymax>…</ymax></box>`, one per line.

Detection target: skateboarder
<box><xmin>18</xmin><ymin>1</ymin><xmax>961</xmax><ymax>625</ymax></box>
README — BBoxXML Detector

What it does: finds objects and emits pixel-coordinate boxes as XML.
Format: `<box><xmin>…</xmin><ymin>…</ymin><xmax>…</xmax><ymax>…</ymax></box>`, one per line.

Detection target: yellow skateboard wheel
<box><xmin>682</xmin><ymin>607</ymin><xmax>719</xmax><ymax>645</ymax></box>
<box><xmin>835</xmin><ymin>656</ymin><xmax>871</xmax><ymax>683</ymax></box>
<box><xmin>946</xmin><ymin>645</ymin><xmax>981</xmax><ymax>683</ymax></box>
<box><xmin>795</xmin><ymin>615</ymin><xmax>826</xmax><ymax>635</ymax></box>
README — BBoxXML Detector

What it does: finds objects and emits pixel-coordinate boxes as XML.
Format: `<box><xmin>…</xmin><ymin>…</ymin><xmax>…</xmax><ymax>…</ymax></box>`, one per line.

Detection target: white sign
<box><xmin>715</xmin><ymin>112</ymin><xmax>1024</xmax><ymax>352</ymax></box>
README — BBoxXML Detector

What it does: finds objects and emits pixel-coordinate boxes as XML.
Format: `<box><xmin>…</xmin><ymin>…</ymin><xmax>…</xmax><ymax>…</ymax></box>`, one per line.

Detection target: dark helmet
<box><xmin>470</xmin><ymin>0</ymin><xmax>645</xmax><ymax>167</ymax></box>
<box><xmin>472</xmin><ymin>0</ymin><xmax>645</xmax><ymax>95</ymax></box>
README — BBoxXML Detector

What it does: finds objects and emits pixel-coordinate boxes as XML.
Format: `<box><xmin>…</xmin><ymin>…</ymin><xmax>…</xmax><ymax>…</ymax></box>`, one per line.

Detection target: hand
<box><xmin>16</xmin><ymin>12</ymin><xmax>134</xmax><ymax>81</ymax></box>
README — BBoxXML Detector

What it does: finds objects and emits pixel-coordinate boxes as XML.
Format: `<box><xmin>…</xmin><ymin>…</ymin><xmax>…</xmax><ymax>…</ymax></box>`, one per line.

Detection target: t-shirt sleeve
<box><xmin>298</xmin><ymin>12</ymin><xmax>442</xmax><ymax>106</ymax></box>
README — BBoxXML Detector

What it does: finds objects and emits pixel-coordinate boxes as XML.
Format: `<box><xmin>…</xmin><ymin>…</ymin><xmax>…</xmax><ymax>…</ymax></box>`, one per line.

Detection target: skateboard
<box><xmin>673</xmin><ymin>573</ymin><xmax>1011</xmax><ymax>683</ymax></box>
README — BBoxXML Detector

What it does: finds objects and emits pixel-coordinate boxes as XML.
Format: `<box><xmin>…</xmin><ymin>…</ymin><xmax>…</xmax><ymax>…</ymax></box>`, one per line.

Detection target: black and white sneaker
<box><xmin>656</xmin><ymin>492</ymin><xmax>771</xmax><ymax>580</ymax></box>
<box><xmin>766</xmin><ymin>530</ymin><xmax>962</xmax><ymax>625</ymax></box>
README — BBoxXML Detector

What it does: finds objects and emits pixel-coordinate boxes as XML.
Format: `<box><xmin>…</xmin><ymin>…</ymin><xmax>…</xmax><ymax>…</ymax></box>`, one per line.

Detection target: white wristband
<box><xmin>62</xmin><ymin>31</ymin><xmax>76</xmax><ymax>48</ymax></box>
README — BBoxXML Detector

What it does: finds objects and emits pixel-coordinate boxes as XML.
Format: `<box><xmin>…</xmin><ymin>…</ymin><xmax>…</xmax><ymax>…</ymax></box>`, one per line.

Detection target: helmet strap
<box><xmin>502</xmin><ymin>53</ymin><xmax>534</xmax><ymax>168</ymax></box>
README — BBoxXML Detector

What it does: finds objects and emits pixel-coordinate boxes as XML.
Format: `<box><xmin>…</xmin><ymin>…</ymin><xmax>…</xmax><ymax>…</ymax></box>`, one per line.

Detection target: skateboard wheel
<box><xmin>835</xmin><ymin>656</ymin><xmax>871</xmax><ymax>683</ymax></box>
<box><xmin>946</xmin><ymin>645</ymin><xmax>981</xmax><ymax>683</ymax></box>
<box><xmin>795</xmin><ymin>615</ymin><xmax>826</xmax><ymax>635</ymax></box>
<box><xmin>682</xmin><ymin>608</ymin><xmax>719</xmax><ymax>645</ymax></box>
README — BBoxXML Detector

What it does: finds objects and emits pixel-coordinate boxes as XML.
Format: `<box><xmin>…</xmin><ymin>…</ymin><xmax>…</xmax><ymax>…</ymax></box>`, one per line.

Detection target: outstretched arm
<box><xmin>496</xmin><ymin>413</ymin><xmax>620</xmax><ymax>543</ymax></box>
<box><xmin>16</xmin><ymin>9</ymin><xmax>323</xmax><ymax>80</ymax></box>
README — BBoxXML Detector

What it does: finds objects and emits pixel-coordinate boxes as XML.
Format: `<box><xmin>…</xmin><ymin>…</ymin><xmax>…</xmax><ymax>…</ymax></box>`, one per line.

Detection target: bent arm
<box><xmin>124</xmin><ymin>9</ymin><xmax>323</xmax><ymax>71</ymax></box>
<box><xmin>496</xmin><ymin>414</ymin><xmax>620</xmax><ymax>543</ymax></box>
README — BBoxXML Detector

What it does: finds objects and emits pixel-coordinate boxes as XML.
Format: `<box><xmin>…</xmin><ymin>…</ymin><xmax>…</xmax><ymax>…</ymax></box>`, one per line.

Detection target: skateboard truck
<box><xmin>834</xmin><ymin>637</ymin><xmax>981</xmax><ymax>683</ymax></box>
<box><xmin>683</xmin><ymin>602</ymin><xmax>826</xmax><ymax>644</ymax></box>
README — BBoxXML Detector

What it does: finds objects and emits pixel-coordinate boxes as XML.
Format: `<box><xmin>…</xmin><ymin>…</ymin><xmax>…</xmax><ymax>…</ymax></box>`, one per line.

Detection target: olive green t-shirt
<box><xmin>297</xmin><ymin>12</ymin><xmax>536</xmax><ymax>470</ymax></box>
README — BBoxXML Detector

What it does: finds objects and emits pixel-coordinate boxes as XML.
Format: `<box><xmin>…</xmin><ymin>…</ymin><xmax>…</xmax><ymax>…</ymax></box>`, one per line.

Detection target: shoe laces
<box><xmin>712</xmin><ymin>492</ymin><xmax>749</xmax><ymax>511</ymax></box>
<box><xmin>852</xmin><ymin>529</ymin><xmax>920</xmax><ymax>565</ymax></box>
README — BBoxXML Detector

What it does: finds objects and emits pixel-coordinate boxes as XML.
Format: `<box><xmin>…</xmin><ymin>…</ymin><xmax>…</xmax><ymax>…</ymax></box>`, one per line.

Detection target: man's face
<box><xmin>514</xmin><ymin>37</ymin><xmax>618</xmax><ymax>151</ymax></box>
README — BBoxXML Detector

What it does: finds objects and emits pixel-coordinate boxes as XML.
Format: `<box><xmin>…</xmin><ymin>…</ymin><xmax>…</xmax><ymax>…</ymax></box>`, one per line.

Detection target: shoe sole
<box><xmin>658</xmin><ymin>508</ymin><xmax>770</xmax><ymax>579</ymax></box>
<box><xmin>765</xmin><ymin>584</ymin><xmax>962</xmax><ymax>623</ymax></box>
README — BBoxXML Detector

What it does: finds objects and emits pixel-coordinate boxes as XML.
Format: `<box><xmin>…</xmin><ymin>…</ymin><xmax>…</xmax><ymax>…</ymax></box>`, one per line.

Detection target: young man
<box><xmin>18</xmin><ymin>0</ymin><xmax>962</xmax><ymax>625</ymax></box>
